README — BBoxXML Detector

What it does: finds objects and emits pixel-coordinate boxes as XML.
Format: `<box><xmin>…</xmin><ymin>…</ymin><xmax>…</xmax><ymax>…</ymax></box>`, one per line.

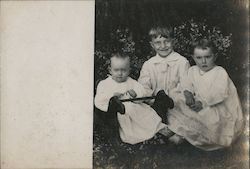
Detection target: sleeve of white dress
<box><xmin>181</xmin><ymin>67</ymin><xmax>194</xmax><ymax>93</ymax></box>
<box><xmin>94</xmin><ymin>81</ymin><xmax>111</xmax><ymax>112</ymax></box>
<box><xmin>179</xmin><ymin>59</ymin><xmax>190</xmax><ymax>90</ymax></box>
<box><xmin>205</xmin><ymin>69</ymin><xmax>230</xmax><ymax>106</ymax></box>
<box><xmin>132</xmin><ymin>80</ymin><xmax>147</xmax><ymax>98</ymax></box>
<box><xmin>138</xmin><ymin>62</ymin><xmax>154</xmax><ymax>96</ymax></box>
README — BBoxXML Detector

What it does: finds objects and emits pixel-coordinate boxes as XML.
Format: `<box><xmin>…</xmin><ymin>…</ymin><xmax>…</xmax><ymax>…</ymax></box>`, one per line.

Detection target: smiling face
<box><xmin>150</xmin><ymin>35</ymin><xmax>173</xmax><ymax>58</ymax></box>
<box><xmin>193</xmin><ymin>47</ymin><xmax>217</xmax><ymax>72</ymax></box>
<box><xmin>109</xmin><ymin>56</ymin><xmax>130</xmax><ymax>83</ymax></box>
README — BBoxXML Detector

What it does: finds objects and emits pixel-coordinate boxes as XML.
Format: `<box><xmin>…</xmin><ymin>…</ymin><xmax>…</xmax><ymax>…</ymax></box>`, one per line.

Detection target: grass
<box><xmin>93</xmin><ymin>77</ymin><xmax>249</xmax><ymax>169</ymax></box>
<box><xmin>93</xmin><ymin>127</ymin><xmax>248</xmax><ymax>169</ymax></box>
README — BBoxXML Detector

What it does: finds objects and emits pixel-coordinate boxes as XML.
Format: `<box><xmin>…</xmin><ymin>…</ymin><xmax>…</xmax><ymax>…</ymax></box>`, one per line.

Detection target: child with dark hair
<box><xmin>167</xmin><ymin>38</ymin><xmax>244</xmax><ymax>150</ymax></box>
<box><xmin>94</xmin><ymin>51</ymin><xmax>174</xmax><ymax>144</ymax></box>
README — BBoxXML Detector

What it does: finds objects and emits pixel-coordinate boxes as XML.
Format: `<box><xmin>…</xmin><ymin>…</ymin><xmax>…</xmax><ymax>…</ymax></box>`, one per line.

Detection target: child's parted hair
<box><xmin>149</xmin><ymin>25</ymin><xmax>174</xmax><ymax>40</ymax></box>
<box><xmin>192</xmin><ymin>38</ymin><xmax>217</xmax><ymax>54</ymax></box>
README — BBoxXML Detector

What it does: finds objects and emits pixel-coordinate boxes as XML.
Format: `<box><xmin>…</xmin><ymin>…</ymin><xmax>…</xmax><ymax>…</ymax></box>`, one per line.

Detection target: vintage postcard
<box><xmin>93</xmin><ymin>0</ymin><xmax>249</xmax><ymax>169</ymax></box>
<box><xmin>0</xmin><ymin>0</ymin><xmax>249</xmax><ymax>169</ymax></box>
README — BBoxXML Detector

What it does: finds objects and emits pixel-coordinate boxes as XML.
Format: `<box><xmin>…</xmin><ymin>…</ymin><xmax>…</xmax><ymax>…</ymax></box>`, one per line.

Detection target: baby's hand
<box><xmin>184</xmin><ymin>90</ymin><xmax>195</xmax><ymax>106</ymax></box>
<box><xmin>127</xmin><ymin>89</ymin><xmax>137</xmax><ymax>98</ymax></box>
<box><xmin>190</xmin><ymin>101</ymin><xmax>203</xmax><ymax>112</ymax></box>
<box><xmin>113</xmin><ymin>92</ymin><xmax>124</xmax><ymax>98</ymax></box>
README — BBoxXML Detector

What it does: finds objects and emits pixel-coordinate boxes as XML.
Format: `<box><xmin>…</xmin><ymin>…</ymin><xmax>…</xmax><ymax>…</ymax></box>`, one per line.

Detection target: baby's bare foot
<box><xmin>158</xmin><ymin>127</ymin><xmax>174</xmax><ymax>138</ymax></box>
<box><xmin>168</xmin><ymin>134</ymin><xmax>185</xmax><ymax>145</ymax></box>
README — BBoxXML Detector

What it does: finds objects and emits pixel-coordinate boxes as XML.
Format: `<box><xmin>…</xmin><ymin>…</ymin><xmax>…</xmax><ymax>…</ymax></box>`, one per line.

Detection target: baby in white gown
<box><xmin>167</xmin><ymin>39</ymin><xmax>244</xmax><ymax>150</ymax></box>
<box><xmin>95</xmin><ymin>52</ymin><xmax>174</xmax><ymax>144</ymax></box>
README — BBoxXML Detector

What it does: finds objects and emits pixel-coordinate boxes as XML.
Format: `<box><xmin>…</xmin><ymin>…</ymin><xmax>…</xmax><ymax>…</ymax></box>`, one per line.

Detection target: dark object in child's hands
<box><xmin>120</xmin><ymin>96</ymin><xmax>155</xmax><ymax>102</ymax></box>
<box><xmin>152</xmin><ymin>90</ymin><xmax>174</xmax><ymax>124</ymax></box>
<box><xmin>107</xmin><ymin>96</ymin><xmax>125</xmax><ymax>115</ymax></box>
<box><xmin>154</xmin><ymin>90</ymin><xmax>174</xmax><ymax>109</ymax></box>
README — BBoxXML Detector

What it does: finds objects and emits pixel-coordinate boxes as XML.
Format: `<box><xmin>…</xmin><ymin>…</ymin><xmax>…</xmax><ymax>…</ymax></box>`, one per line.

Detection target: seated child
<box><xmin>138</xmin><ymin>25</ymin><xmax>190</xmax><ymax>139</ymax></box>
<box><xmin>94</xmin><ymin>51</ymin><xmax>174</xmax><ymax>144</ymax></box>
<box><xmin>167</xmin><ymin>39</ymin><xmax>244</xmax><ymax>150</ymax></box>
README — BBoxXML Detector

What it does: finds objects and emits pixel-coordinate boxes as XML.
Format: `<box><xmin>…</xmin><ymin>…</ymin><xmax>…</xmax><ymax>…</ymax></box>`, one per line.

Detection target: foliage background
<box><xmin>95</xmin><ymin>0</ymin><xmax>248</xmax><ymax>95</ymax></box>
<box><xmin>94</xmin><ymin>0</ymin><xmax>249</xmax><ymax>168</ymax></box>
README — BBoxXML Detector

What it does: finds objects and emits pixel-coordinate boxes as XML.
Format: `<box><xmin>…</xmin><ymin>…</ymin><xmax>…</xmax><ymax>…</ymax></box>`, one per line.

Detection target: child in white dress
<box><xmin>167</xmin><ymin>39</ymin><xmax>244</xmax><ymax>150</ymax></box>
<box><xmin>138</xmin><ymin>25</ymin><xmax>190</xmax><ymax>140</ymax></box>
<box><xmin>95</xmin><ymin>52</ymin><xmax>174</xmax><ymax>144</ymax></box>
<box><xmin>139</xmin><ymin>25</ymin><xmax>190</xmax><ymax>99</ymax></box>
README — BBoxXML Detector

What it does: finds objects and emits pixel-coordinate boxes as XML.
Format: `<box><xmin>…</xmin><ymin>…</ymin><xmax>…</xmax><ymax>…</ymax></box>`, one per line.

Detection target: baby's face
<box><xmin>150</xmin><ymin>35</ymin><xmax>173</xmax><ymax>58</ymax></box>
<box><xmin>110</xmin><ymin>57</ymin><xmax>130</xmax><ymax>83</ymax></box>
<box><xmin>193</xmin><ymin>47</ymin><xmax>216</xmax><ymax>72</ymax></box>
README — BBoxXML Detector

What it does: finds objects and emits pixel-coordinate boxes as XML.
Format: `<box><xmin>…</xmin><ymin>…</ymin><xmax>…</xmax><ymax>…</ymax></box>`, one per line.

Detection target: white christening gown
<box><xmin>95</xmin><ymin>76</ymin><xmax>166</xmax><ymax>144</ymax></box>
<box><xmin>167</xmin><ymin>66</ymin><xmax>244</xmax><ymax>151</ymax></box>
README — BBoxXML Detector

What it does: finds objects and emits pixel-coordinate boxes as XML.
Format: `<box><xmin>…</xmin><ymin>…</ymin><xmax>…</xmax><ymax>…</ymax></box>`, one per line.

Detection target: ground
<box><xmin>93</xmin><ymin>80</ymin><xmax>249</xmax><ymax>169</ymax></box>
<box><xmin>93</xmin><ymin>128</ymin><xmax>248</xmax><ymax>169</ymax></box>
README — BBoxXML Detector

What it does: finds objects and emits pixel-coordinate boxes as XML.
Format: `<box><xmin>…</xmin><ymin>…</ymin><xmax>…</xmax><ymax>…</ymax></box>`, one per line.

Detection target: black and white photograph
<box><xmin>0</xmin><ymin>0</ymin><xmax>248</xmax><ymax>169</ymax></box>
<box><xmin>93</xmin><ymin>0</ymin><xmax>249</xmax><ymax>168</ymax></box>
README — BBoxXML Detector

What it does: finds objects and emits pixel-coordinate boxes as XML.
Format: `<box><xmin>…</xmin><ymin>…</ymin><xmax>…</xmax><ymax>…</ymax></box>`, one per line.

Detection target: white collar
<box><xmin>108</xmin><ymin>75</ymin><xmax>130</xmax><ymax>84</ymax></box>
<box><xmin>152</xmin><ymin>51</ymin><xmax>179</xmax><ymax>64</ymax></box>
<box><xmin>198</xmin><ymin>66</ymin><xmax>217</xmax><ymax>76</ymax></box>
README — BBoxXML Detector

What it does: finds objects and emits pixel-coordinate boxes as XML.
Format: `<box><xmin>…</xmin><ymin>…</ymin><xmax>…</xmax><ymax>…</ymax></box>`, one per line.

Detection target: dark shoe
<box><xmin>156</xmin><ymin>90</ymin><xmax>174</xmax><ymax>109</ymax></box>
<box><xmin>107</xmin><ymin>96</ymin><xmax>125</xmax><ymax>116</ymax></box>
<box><xmin>152</xmin><ymin>90</ymin><xmax>174</xmax><ymax>124</ymax></box>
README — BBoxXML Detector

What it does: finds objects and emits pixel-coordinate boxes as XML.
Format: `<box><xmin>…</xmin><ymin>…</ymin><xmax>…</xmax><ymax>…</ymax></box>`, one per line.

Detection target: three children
<box><xmin>94</xmin><ymin>25</ymin><xmax>243</xmax><ymax>150</ymax></box>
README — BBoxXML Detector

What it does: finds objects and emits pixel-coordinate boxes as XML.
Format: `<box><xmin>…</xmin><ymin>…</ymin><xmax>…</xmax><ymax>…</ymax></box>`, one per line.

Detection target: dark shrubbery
<box><xmin>94</xmin><ymin>19</ymin><xmax>233</xmax><ymax>91</ymax></box>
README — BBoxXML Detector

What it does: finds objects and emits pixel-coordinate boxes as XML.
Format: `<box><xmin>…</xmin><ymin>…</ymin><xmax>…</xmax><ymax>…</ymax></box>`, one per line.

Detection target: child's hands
<box><xmin>184</xmin><ymin>90</ymin><xmax>195</xmax><ymax>106</ymax></box>
<box><xmin>127</xmin><ymin>89</ymin><xmax>137</xmax><ymax>98</ymax></box>
<box><xmin>184</xmin><ymin>90</ymin><xmax>203</xmax><ymax>112</ymax></box>
<box><xmin>190</xmin><ymin>101</ymin><xmax>203</xmax><ymax>112</ymax></box>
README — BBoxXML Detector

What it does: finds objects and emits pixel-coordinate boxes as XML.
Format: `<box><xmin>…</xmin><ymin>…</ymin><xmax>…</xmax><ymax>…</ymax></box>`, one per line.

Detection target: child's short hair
<box><xmin>192</xmin><ymin>38</ymin><xmax>217</xmax><ymax>54</ymax></box>
<box><xmin>149</xmin><ymin>25</ymin><xmax>174</xmax><ymax>40</ymax></box>
<box><xmin>109</xmin><ymin>51</ymin><xmax>130</xmax><ymax>65</ymax></box>
<box><xmin>111</xmin><ymin>51</ymin><xmax>130</xmax><ymax>60</ymax></box>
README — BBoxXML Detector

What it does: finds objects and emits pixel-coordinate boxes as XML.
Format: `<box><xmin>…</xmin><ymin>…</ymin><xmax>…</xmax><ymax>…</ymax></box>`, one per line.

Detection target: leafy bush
<box><xmin>94</xmin><ymin>19</ymin><xmax>233</xmax><ymax>90</ymax></box>
<box><xmin>174</xmin><ymin>19</ymin><xmax>232</xmax><ymax>65</ymax></box>
<box><xmin>94</xmin><ymin>28</ymin><xmax>144</xmax><ymax>89</ymax></box>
